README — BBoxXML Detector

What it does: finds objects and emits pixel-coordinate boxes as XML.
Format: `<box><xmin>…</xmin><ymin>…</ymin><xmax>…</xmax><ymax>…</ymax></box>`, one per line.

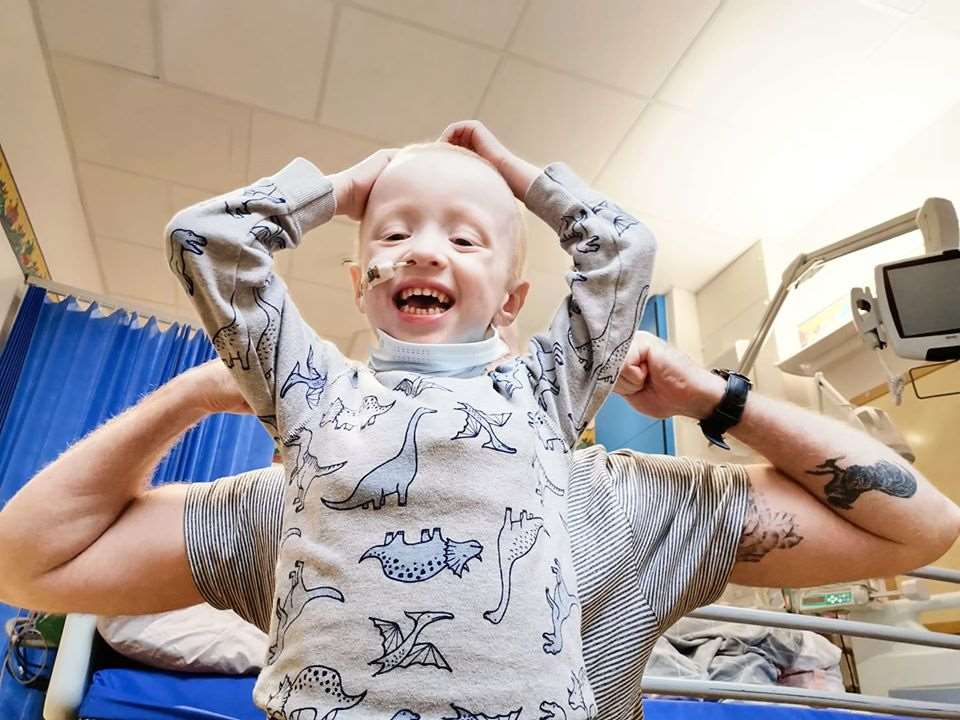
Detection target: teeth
<box><xmin>399</xmin><ymin>305</ymin><xmax>447</xmax><ymax>315</ymax></box>
<box><xmin>399</xmin><ymin>287</ymin><xmax>452</xmax><ymax>304</ymax></box>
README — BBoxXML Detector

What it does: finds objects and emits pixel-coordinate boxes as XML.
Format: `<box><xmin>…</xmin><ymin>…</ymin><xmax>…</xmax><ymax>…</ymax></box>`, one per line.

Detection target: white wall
<box><xmin>1</xmin><ymin>0</ymin><xmax>102</xmax><ymax>291</ymax></box>
<box><xmin>0</xmin><ymin>246</ymin><xmax>25</xmax><ymax>347</ymax></box>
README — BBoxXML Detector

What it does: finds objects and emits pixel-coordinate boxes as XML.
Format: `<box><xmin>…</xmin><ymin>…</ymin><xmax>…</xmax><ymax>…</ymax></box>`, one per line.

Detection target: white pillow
<box><xmin>97</xmin><ymin>603</ymin><xmax>267</xmax><ymax>674</ymax></box>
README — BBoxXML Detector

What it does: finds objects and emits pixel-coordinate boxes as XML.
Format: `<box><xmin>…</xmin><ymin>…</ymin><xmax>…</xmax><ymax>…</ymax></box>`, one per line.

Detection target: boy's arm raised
<box><xmin>442</xmin><ymin>121</ymin><xmax>657</xmax><ymax>446</ymax></box>
<box><xmin>165</xmin><ymin>153</ymin><xmax>390</xmax><ymax>436</ymax></box>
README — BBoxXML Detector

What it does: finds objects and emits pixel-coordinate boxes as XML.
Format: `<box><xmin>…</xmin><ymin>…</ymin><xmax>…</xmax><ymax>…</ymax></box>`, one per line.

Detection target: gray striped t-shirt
<box><xmin>185</xmin><ymin>445</ymin><xmax>749</xmax><ymax>720</ymax></box>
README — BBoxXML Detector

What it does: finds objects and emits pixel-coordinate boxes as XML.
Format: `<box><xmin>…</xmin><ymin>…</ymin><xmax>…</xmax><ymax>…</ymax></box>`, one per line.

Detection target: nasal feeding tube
<box><xmin>359</xmin><ymin>259</ymin><xmax>414</xmax><ymax>294</ymax></box>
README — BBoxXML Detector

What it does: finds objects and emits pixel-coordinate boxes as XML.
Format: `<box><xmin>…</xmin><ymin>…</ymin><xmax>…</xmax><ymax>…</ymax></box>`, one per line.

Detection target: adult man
<box><xmin>0</xmin><ymin>331</ymin><xmax>957</xmax><ymax>719</ymax></box>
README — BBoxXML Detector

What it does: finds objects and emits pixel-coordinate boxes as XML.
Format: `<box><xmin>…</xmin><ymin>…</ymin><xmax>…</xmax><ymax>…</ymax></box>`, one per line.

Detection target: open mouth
<box><xmin>393</xmin><ymin>287</ymin><xmax>455</xmax><ymax>316</ymax></box>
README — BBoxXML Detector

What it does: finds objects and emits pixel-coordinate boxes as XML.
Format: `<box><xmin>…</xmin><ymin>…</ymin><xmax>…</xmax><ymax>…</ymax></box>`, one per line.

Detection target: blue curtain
<box><xmin>0</xmin><ymin>286</ymin><xmax>275</xmax><ymax>719</ymax></box>
<box><xmin>0</xmin><ymin>285</ymin><xmax>274</xmax><ymax>505</ymax></box>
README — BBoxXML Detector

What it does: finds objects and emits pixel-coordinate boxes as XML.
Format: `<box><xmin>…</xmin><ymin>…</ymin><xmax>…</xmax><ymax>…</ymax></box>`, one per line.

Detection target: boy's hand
<box><xmin>329</xmin><ymin>148</ymin><xmax>397</xmax><ymax>221</ymax></box>
<box><xmin>180</xmin><ymin>360</ymin><xmax>254</xmax><ymax>416</ymax></box>
<box><xmin>439</xmin><ymin>120</ymin><xmax>541</xmax><ymax>201</ymax></box>
<box><xmin>615</xmin><ymin>332</ymin><xmax>725</xmax><ymax>420</ymax></box>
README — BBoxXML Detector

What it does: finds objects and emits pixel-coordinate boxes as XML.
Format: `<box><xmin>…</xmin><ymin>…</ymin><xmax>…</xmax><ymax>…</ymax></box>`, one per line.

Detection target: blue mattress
<box><xmin>77</xmin><ymin>669</ymin><xmax>910</xmax><ymax>720</ymax></box>
<box><xmin>77</xmin><ymin>668</ymin><xmax>260</xmax><ymax>720</ymax></box>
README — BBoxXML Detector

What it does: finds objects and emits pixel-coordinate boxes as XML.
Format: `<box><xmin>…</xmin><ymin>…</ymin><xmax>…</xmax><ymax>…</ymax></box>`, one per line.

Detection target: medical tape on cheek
<box><xmin>360</xmin><ymin>260</ymin><xmax>414</xmax><ymax>295</ymax></box>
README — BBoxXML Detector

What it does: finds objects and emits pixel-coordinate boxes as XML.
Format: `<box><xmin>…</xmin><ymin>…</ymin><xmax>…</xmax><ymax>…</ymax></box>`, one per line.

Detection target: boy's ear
<box><xmin>348</xmin><ymin>263</ymin><xmax>365</xmax><ymax>313</ymax></box>
<box><xmin>494</xmin><ymin>279</ymin><xmax>529</xmax><ymax>327</ymax></box>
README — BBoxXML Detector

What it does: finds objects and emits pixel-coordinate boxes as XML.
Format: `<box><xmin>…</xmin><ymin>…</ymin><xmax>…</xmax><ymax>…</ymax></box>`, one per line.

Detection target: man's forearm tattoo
<box><xmin>806</xmin><ymin>456</ymin><xmax>917</xmax><ymax>510</ymax></box>
<box><xmin>736</xmin><ymin>490</ymin><xmax>803</xmax><ymax>563</ymax></box>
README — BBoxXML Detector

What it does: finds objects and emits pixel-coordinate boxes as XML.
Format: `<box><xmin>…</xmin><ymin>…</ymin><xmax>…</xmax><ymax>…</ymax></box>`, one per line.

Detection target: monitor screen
<box><xmin>884</xmin><ymin>254</ymin><xmax>960</xmax><ymax>338</ymax></box>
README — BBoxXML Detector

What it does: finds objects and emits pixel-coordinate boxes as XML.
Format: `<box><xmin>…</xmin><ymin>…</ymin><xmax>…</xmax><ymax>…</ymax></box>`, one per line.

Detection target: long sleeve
<box><xmin>521</xmin><ymin>163</ymin><xmax>657</xmax><ymax>447</ymax></box>
<box><xmin>165</xmin><ymin>158</ymin><xmax>351</xmax><ymax>438</ymax></box>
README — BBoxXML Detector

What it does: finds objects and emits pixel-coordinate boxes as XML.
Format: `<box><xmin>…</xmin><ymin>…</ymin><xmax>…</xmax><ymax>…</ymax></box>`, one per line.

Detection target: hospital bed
<box><xmin>40</xmin><ymin>570</ymin><xmax>960</xmax><ymax>720</ymax></box>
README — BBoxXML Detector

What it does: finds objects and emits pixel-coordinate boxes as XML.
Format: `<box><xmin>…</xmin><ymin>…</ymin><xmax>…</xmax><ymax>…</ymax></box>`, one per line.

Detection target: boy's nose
<box><xmin>403</xmin><ymin>234</ymin><xmax>449</xmax><ymax>269</ymax></box>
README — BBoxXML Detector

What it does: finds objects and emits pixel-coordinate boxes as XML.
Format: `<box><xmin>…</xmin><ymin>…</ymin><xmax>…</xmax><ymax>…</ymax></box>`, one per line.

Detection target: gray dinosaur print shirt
<box><xmin>167</xmin><ymin>158</ymin><xmax>656</xmax><ymax>720</ymax></box>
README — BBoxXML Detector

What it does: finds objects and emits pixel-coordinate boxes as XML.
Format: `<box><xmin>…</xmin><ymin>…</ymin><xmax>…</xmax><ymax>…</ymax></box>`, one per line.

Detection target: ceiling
<box><xmin>23</xmin><ymin>0</ymin><xmax>960</xmax><ymax>353</ymax></box>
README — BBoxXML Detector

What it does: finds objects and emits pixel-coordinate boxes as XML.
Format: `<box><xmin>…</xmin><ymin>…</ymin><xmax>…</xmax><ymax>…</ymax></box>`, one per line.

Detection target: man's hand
<box><xmin>329</xmin><ymin>148</ymin><xmax>397</xmax><ymax>221</ymax></box>
<box><xmin>614</xmin><ymin>331</ymin><xmax>725</xmax><ymax>420</ymax></box>
<box><xmin>182</xmin><ymin>360</ymin><xmax>254</xmax><ymax>416</ymax></box>
<box><xmin>439</xmin><ymin>120</ymin><xmax>541</xmax><ymax>201</ymax></box>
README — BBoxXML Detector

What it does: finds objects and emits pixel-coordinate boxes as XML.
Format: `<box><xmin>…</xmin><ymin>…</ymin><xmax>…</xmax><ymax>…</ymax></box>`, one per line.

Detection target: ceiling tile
<box><xmin>660</xmin><ymin>0</ymin><xmax>904</xmax><ymax>129</ymax></box>
<box><xmin>158</xmin><ymin>0</ymin><xmax>334</xmax><ymax>120</ymax></box>
<box><xmin>286</xmin><ymin>277</ymin><xmax>369</xmax><ymax>340</ymax></box>
<box><xmin>319</xmin><ymin>7</ymin><xmax>499</xmax><ymax>144</ymax></box>
<box><xmin>349</xmin><ymin>0</ymin><xmax>526</xmax><ymax>48</ymax></box>
<box><xmin>510</xmin><ymin>0</ymin><xmax>721</xmax><ymax>96</ymax></box>
<box><xmin>478</xmin><ymin>58</ymin><xmax>645</xmax><ymax>179</ymax></box>
<box><xmin>248</xmin><ymin>112</ymin><xmax>380</xmax><ymax>181</ymax></box>
<box><xmin>595</xmin><ymin>102</ymin><xmax>775</xmax><ymax>232</ymax></box>
<box><xmin>96</xmin><ymin>236</ymin><xmax>178</xmax><ymax>306</ymax></box>
<box><xmin>53</xmin><ymin>56</ymin><xmax>250</xmax><ymax>192</ymax></box>
<box><xmin>288</xmin><ymin>219</ymin><xmax>358</xmax><ymax>292</ymax></box>
<box><xmin>77</xmin><ymin>163</ymin><xmax>170</xmax><ymax>249</ymax></box>
<box><xmin>37</xmin><ymin>0</ymin><xmax>156</xmax><ymax>76</ymax></box>
<box><xmin>641</xmin><ymin>213</ymin><xmax>752</xmax><ymax>293</ymax></box>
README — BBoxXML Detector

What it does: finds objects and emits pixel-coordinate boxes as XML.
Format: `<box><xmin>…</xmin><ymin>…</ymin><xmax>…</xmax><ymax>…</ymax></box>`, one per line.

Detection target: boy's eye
<box><xmin>451</xmin><ymin>237</ymin><xmax>475</xmax><ymax>247</ymax></box>
<box><xmin>384</xmin><ymin>233</ymin><xmax>408</xmax><ymax>242</ymax></box>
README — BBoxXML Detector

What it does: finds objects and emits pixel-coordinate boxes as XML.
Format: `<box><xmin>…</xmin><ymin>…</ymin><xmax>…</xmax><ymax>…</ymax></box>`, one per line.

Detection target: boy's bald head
<box><xmin>360</xmin><ymin>142</ymin><xmax>527</xmax><ymax>280</ymax></box>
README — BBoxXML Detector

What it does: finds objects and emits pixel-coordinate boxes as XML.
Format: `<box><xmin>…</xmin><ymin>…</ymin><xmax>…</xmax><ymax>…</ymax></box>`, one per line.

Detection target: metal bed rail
<box><xmin>645</xmin><ymin>570</ymin><xmax>960</xmax><ymax>718</ymax></box>
<box><xmin>688</xmin><ymin>604</ymin><xmax>960</xmax><ymax>650</ymax></box>
<box><xmin>907</xmin><ymin>565</ymin><xmax>960</xmax><ymax>585</ymax></box>
<box><xmin>641</xmin><ymin>678</ymin><xmax>960</xmax><ymax>719</ymax></box>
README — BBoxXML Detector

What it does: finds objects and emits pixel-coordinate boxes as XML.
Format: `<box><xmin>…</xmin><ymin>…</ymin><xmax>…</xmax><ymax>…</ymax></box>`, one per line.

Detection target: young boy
<box><xmin>166</xmin><ymin>121</ymin><xmax>655</xmax><ymax>720</ymax></box>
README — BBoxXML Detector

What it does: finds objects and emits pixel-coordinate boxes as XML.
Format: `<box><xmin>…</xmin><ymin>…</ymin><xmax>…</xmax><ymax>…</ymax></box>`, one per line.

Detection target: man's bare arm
<box><xmin>0</xmin><ymin>362</ymin><xmax>246</xmax><ymax>614</ymax></box>
<box><xmin>725</xmin><ymin>391</ymin><xmax>960</xmax><ymax>586</ymax></box>
<box><xmin>615</xmin><ymin>332</ymin><xmax>960</xmax><ymax>588</ymax></box>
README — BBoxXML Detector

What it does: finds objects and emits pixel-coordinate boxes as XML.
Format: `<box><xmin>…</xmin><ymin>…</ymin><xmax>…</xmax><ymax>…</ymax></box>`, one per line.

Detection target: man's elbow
<box><xmin>910</xmin><ymin>499</ymin><xmax>960</xmax><ymax>568</ymax></box>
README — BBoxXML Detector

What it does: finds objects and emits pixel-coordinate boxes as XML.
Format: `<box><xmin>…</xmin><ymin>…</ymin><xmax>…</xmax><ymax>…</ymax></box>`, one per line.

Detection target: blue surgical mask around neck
<box><xmin>368</xmin><ymin>328</ymin><xmax>510</xmax><ymax>378</ymax></box>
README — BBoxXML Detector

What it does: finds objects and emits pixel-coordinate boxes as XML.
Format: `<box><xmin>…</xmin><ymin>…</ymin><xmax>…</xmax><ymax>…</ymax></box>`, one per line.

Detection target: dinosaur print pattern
<box><xmin>539</xmin><ymin>701</ymin><xmax>567</xmax><ymax>720</ymax></box>
<box><xmin>167</xmin><ymin>228</ymin><xmax>207</xmax><ymax>296</ymax></box>
<box><xmin>322</xmin><ymin>408</ymin><xmax>435</xmax><ymax>511</ymax></box>
<box><xmin>212</xmin><ymin>289</ymin><xmax>252</xmax><ymax>371</ymax></box>
<box><xmin>265</xmin><ymin>664</ymin><xmax>364</xmax><ymax>720</ymax></box>
<box><xmin>253</xmin><ymin>287</ymin><xmax>282</xmax><ymax>383</ymax></box>
<box><xmin>368</xmin><ymin>611</ymin><xmax>454</xmax><ymax>676</ymax></box>
<box><xmin>393</xmin><ymin>376</ymin><xmax>452</xmax><ymax>397</ymax></box>
<box><xmin>443</xmin><ymin>706</ymin><xmax>522</xmax><ymax>720</ymax></box>
<box><xmin>560</xmin><ymin>208</ymin><xmax>601</xmax><ymax>255</ymax></box>
<box><xmin>533</xmin><ymin>455</ymin><xmax>565</xmax><ymax>502</ymax></box>
<box><xmin>484</xmin><ymin>508</ymin><xmax>548</xmax><ymax>625</ymax></box>
<box><xmin>528</xmin><ymin>339</ymin><xmax>565</xmax><ymax>411</ymax></box>
<box><xmin>320</xmin><ymin>395</ymin><xmax>396</xmax><ymax>431</ymax></box>
<box><xmin>567</xmin><ymin>668</ymin><xmax>597</xmax><ymax>720</ymax></box>
<box><xmin>591</xmin><ymin>286</ymin><xmax>648</xmax><ymax>385</ymax></box>
<box><xmin>268</xmin><ymin>560</ymin><xmax>344</xmax><ymax>665</ymax></box>
<box><xmin>488</xmin><ymin>362</ymin><xmax>524</xmax><ymax>399</ymax></box>
<box><xmin>360</xmin><ymin>528</ymin><xmax>483</xmax><ymax>583</ymax></box>
<box><xmin>391</xmin><ymin>712</ymin><xmax>421</xmax><ymax>720</ymax></box>
<box><xmin>250</xmin><ymin>216</ymin><xmax>287</xmax><ymax>253</ymax></box>
<box><xmin>283</xmin><ymin>426</ymin><xmax>347</xmax><ymax>512</ymax></box>
<box><xmin>225</xmin><ymin>180</ymin><xmax>287</xmax><ymax>219</ymax></box>
<box><xmin>542</xmin><ymin>559</ymin><xmax>579</xmax><ymax>655</ymax></box>
<box><xmin>281</xmin><ymin>346</ymin><xmax>327</xmax><ymax>409</ymax></box>
<box><xmin>450</xmin><ymin>402</ymin><xmax>515</xmax><ymax>454</ymax></box>
<box><xmin>527</xmin><ymin>411</ymin><xmax>566</xmax><ymax>452</ymax></box>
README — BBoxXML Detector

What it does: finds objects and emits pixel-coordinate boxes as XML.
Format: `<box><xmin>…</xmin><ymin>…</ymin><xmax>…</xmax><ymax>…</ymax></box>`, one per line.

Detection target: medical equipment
<box><xmin>360</xmin><ymin>259</ymin><xmax>414</xmax><ymax>293</ymax></box>
<box><xmin>851</xmin><ymin>249</ymin><xmax>960</xmax><ymax>362</ymax></box>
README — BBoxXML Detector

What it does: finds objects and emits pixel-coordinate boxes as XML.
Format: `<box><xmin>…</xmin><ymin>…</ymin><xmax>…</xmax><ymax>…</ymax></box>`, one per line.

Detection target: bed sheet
<box><xmin>77</xmin><ymin>667</ymin><xmax>260</xmax><ymax>720</ymax></box>
<box><xmin>76</xmin><ymin>669</ymin><xmax>912</xmax><ymax>720</ymax></box>
<box><xmin>646</xmin><ymin>698</ymin><xmax>910</xmax><ymax>720</ymax></box>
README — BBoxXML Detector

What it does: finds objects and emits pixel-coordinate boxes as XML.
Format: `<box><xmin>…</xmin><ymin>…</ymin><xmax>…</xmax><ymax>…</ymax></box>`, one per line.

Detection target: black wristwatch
<box><xmin>699</xmin><ymin>369</ymin><xmax>752</xmax><ymax>450</ymax></box>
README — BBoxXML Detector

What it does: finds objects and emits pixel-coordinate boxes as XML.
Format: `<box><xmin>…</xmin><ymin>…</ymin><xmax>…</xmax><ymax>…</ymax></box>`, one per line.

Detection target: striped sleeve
<box><xmin>606</xmin><ymin>450</ymin><xmax>750</xmax><ymax>633</ymax></box>
<box><xmin>183</xmin><ymin>466</ymin><xmax>285</xmax><ymax>634</ymax></box>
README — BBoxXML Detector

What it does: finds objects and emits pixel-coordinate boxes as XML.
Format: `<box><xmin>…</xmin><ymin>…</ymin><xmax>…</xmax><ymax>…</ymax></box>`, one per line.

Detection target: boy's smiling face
<box><xmin>351</xmin><ymin>146</ymin><xmax>529</xmax><ymax>345</ymax></box>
